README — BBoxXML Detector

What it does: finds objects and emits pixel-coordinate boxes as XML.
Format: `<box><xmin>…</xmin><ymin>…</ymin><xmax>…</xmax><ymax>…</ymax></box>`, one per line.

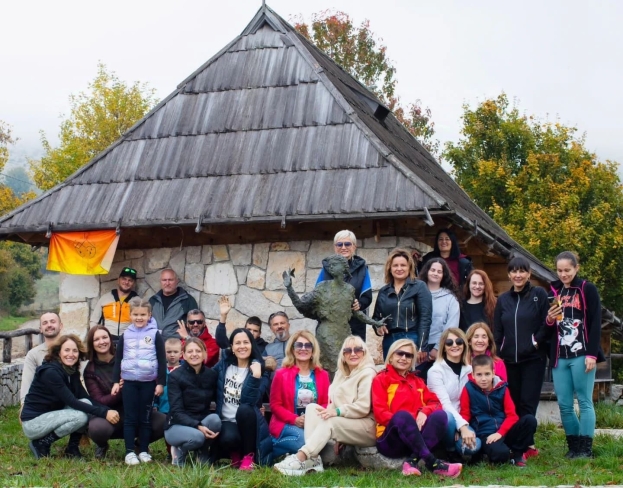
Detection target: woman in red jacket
<box><xmin>269</xmin><ymin>330</ymin><xmax>330</xmax><ymax>459</ymax></box>
<box><xmin>372</xmin><ymin>339</ymin><xmax>462</xmax><ymax>478</ymax></box>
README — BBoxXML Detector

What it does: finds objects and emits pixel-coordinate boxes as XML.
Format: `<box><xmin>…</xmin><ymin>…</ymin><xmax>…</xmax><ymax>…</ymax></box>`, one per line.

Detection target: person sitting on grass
<box><xmin>459</xmin><ymin>354</ymin><xmax>537</xmax><ymax>467</ymax></box>
<box><xmin>164</xmin><ymin>338</ymin><xmax>221</xmax><ymax>467</ymax></box>
<box><xmin>372</xmin><ymin>339</ymin><xmax>462</xmax><ymax>478</ymax></box>
<box><xmin>273</xmin><ymin>335</ymin><xmax>377</xmax><ymax>476</ymax></box>
<box><xmin>21</xmin><ymin>334</ymin><xmax>120</xmax><ymax>459</ymax></box>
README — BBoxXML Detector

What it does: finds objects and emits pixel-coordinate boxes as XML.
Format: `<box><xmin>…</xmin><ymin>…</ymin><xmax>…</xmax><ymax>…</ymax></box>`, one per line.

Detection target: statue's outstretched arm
<box><xmin>282</xmin><ymin>269</ymin><xmax>317</xmax><ymax>319</ymax></box>
<box><xmin>353</xmin><ymin>311</ymin><xmax>391</xmax><ymax>331</ymax></box>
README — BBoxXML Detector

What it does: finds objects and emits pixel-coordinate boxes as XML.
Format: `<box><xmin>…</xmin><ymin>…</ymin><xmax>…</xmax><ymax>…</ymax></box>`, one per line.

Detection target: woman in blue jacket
<box><xmin>493</xmin><ymin>256</ymin><xmax>551</xmax><ymax>459</ymax></box>
<box><xmin>546</xmin><ymin>251</ymin><xmax>601</xmax><ymax>458</ymax></box>
<box><xmin>214</xmin><ymin>328</ymin><xmax>271</xmax><ymax>469</ymax></box>
<box><xmin>373</xmin><ymin>248</ymin><xmax>432</xmax><ymax>360</ymax></box>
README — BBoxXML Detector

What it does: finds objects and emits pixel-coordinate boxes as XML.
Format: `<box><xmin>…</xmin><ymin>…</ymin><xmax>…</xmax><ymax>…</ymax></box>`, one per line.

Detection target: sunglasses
<box><xmin>343</xmin><ymin>347</ymin><xmax>365</xmax><ymax>355</ymax></box>
<box><xmin>335</xmin><ymin>242</ymin><xmax>353</xmax><ymax>248</ymax></box>
<box><xmin>188</xmin><ymin>320</ymin><xmax>204</xmax><ymax>325</ymax></box>
<box><xmin>294</xmin><ymin>342</ymin><xmax>313</xmax><ymax>350</ymax></box>
<box><xmin>123</xmin><ymin>267</ymin><xmax>137</xmax><ymax>275</ymax></box>
<box><xmin>445</xmin><ymin>338</ymin><xmax>465</xmax><ymax>347</ymax></box>
<box><xmin>394</xmin><ymin>350</ymin><xmax>415</xmax><ymax>359</ymax></box>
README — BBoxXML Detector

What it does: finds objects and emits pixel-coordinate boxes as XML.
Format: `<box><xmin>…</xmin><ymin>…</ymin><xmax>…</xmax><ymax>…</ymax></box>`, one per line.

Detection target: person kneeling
<box><xmin>274</xmin><ymin>335</ymin><xmax>377</xmax><ymax>476</ymax></box>
<box><xmin>459</xmin><ymin>355</ymin><xmax>537</xmax><ymax>467</ymax></box>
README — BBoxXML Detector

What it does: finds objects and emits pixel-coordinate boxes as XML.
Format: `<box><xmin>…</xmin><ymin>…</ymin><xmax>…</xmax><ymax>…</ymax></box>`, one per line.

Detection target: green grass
<box><xmin>595</xmin><ymin>401</ymin><xmax>623</xmax><ymax>428</ymax></box>
<box><xmin>0</xmin><ymin>314</ymin><xmax>32</xmax><ymax>332</ymax></box>
<box><xmin>2</xmin><ymin>407</ymin><xmax>623</xmax><ymax>487</ymax></box>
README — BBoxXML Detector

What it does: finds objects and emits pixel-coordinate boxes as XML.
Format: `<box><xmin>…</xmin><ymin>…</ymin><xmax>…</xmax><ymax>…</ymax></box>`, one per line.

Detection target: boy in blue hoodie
<box><xmin>459</xmin><ymin>355</ymin><xmax>537</xmax><ymax>467</ymax></box>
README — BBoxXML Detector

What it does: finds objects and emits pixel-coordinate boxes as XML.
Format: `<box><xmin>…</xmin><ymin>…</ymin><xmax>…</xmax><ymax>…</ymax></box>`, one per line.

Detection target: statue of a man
<box><xmin>283</xmin><ymin>255</ymin><xmax>388</xmax><ymax>373</ymax></box>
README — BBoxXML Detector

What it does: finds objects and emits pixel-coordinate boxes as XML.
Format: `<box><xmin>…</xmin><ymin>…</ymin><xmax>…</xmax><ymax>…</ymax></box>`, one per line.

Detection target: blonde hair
<box><xmin>466</xmin><ymin>322</ymin><xmax>500</xmax><ymax>361</ymax></box>
<box><xmin>336</xmin><ymin>335</ymin><xmax>373</xmax><ymax>376</ymax></box>
<box><xmin>334</xmin><ymin>230</ymin><xmax>357</xmax><ymax>246</ymax></box>
<box><xmin>129</xmin><ymin>296</ymin><xmax>152</xmax><ymax>313</ymax></box>
<box><xmin>384</xmin><ymin>339</ymin><xmax>417</xmax><ymax>371</ymax></box>
<box><xmin>436</xmin><ymin>328</ymin><xmax>470</xmax><ymax>365</ymax></box>
<box><xmin>384</xmin><ymin>248</ymin><xmax>417</xmax><ymax>284</ymax></box>
<box><xmin>281</xmin><ymin>330</ymin><xmax>322</xmax><ymax>369</ymax></box>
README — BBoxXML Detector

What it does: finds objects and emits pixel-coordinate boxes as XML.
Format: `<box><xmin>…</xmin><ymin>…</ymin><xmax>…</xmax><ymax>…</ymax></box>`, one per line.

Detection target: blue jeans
<box><xmin>272</xmin><ymin>424</ymin><xmax>304</xmax><ymax>458</ymax></box>
<box><xmin>444</xmin><ymin>412</ymin><xmax>481</xmax><ymax>455</ymax></box>
<box><xmin>382</xmin><ymin>331</ymin><xmax>419</xmax><ymax>360</ymax></box>
<box><xmin>552</xmin><ymin>356</ymin><xmax>596</xmax><ymax>437</ymax></box>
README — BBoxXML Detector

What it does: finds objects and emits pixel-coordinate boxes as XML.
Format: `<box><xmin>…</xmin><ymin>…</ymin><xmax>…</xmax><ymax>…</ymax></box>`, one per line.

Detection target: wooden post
<box><xmin>2</xmin><ymin>337</ymin><xmax>12</xmax><ymax>364</ymax></box>
<box><xmin>25</xmin><ymin>333</ymin><xmax>33</xmax><ymax>352</ymax></box>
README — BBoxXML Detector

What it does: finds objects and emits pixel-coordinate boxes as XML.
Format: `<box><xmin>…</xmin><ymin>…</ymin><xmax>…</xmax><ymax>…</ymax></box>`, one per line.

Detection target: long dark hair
<box><xmin>431</xmin><ymin>228</ymin><xmax>462</xmax><ymax>259</ymax></box>
<box><xmin>463</xmin><ymin>269</ymin><xmax>496</xmax><ymax>325</ymax></box>
<box><xmin>420</xmin><ymin>257</ymin><xmax>460</xmax><ymax>299</ymax></box>
<box><xmin>85</xmin><ymin>325</ymin><xmax>116</xmax><ymax>362</ymax></box>
<box><xmin>229</xmin><ymin>328</ymin><xmax>265</xmax><ymax>371</ymax></box>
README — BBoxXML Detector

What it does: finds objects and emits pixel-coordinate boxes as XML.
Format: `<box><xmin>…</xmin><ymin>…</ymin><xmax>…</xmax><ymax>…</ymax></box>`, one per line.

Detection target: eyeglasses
<box><xmin>188</xmin><ymin>320</ymin><xmax>204</xmax><ymax>325</ymax></box>
<box><xmin>445</xmin><ymin>338</ymin><xmax>465</xmax><ymax>347</ymax></box>
<box><xmin>394</xmin><ymin>350</ymin><xmax>414</xmax><ymax>359</ymax></box>
<box><xmin>335</xmin><ymin>242</ymin><xmax>353</xmax><ymax>248</ymax></box>
<box><xmin>343</xmin><ymin>347</ymin><xmax>365</xmax><ymax>355</ymax></box>
<box><xmin>294</xmin><ymin>342</ymin><xmax>313</xmax><ymax>350</ymax></box>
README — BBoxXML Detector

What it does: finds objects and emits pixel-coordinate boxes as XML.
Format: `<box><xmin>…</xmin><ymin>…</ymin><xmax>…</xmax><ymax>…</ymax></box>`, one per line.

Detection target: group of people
<box><xmin>19</xmin><ymin>229</ymin><xmax>603</xmax><ymax>477</ymax></box>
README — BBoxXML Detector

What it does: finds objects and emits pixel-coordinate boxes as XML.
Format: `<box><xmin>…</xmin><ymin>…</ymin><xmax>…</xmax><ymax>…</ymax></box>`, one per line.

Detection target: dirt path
<box><xmin>9</xmin><ymin>319</ymin><xmax>41</xmax><ymax>359</ymax></box>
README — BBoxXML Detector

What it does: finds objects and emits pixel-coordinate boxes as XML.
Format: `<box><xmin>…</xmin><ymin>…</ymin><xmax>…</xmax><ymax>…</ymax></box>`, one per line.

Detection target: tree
<box><xmin>293</xmin><ymin>11</ymin><xmax>440</xmax><ymax>158</ymax></box>
<box><xmin>30</xmin><ymin>63</ymin><xmax>157</xmax><ymax>191</ymax></box>
<box><xmin>445</xmin><ymin>94</ymin><xmax>623</xmax><ymax>314</ymax></box>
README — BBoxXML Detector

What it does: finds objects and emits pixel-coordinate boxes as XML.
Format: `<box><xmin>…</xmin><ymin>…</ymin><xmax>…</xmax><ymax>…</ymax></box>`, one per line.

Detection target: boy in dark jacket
<box><xmin>459</xmin><ymin>355</ymin><xmax>537</xmax><ymax>467</ymax></box>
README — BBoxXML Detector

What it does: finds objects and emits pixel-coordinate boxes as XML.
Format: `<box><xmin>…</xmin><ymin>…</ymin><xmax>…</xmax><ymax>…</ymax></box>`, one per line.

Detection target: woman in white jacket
<box><xmin>427</xmin><ymin>328</ymin><xmax>481</xmax><ymax>459</ymax></box>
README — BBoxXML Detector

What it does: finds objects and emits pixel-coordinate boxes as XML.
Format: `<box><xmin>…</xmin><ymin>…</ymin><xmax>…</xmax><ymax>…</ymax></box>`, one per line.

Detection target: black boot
<box><xmin>575</xmin><ymin>435</ymin><xmax>594</xmax><ymax>458</ymax></box>
<box><xmin>64</xmin><ymin>432</ymin><xmax>84</xmax><ymax>459</ymax></box>
<box><xmin>29</xmin><ymin>432</ymin><xmax>60</xmax><ymax>459</ymax></box>
<box><xmin>565</xmin><ymin>435</ymin><xmax>580</xmax><ymax>458</ymax></box>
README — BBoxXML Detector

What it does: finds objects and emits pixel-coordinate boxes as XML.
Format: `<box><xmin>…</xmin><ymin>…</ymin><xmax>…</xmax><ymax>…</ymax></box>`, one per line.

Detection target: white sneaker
<box><xmin>138</xmin><ymin>452</ymin><xmax>153</xmax><ymax>463</ymax></box>
<box><xmin>274</xmin><ymin>454</ymin><xmax>324</xmax><ymax>476</ymax></box>
<box><xmin>125</xmin><ymin>452</ymin><xmax>140</xmax><ymax>465</ymax></box>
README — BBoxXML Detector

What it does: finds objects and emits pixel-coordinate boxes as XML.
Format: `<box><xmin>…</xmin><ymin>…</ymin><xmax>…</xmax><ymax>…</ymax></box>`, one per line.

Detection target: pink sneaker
<box><xmin>239</xmin><ymin>453</ymin><xmax>254</xmax><ymax>471</ymax></box>
<box><xmin>431</xmin><ymin>460</ymin><xmax>462</xmax><ymax>478</ymax></box>
<box><xmin>402</xmin><ymin>460</ymin><xmax>422</xmax><ymax>476</ymax></box>
<box><xmin>230</xmin><ymin>451</ymin><xmax>242</xmax><ymax>468</ymax></box>
<box><xmin>524</xmin><ymin>447</ymin><xmax>539</xmax><ymax>459</ymax></box>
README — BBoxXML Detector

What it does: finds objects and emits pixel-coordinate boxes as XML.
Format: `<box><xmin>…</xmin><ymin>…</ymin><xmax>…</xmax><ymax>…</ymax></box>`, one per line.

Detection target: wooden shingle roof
<box><xmin>0</xmin><ymin>5</ymin><xmax>555</xmax><ymax>280</ymax></box>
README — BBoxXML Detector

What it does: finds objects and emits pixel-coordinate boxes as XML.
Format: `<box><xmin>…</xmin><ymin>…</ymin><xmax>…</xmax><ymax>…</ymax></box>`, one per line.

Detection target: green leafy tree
<box><xmin>445</xmin><ymin>93</ymin><xmax>623</xmax><ymax>313</ymax></box>
<box><xmin>30</xmin><ymin>63</ymin><xmax>157</xmax><ymax>191</ymax></box>
<box><xmin>293</xmin><ymin>11</ymin><xmax>440</xmax><ymax>157</ymax></box>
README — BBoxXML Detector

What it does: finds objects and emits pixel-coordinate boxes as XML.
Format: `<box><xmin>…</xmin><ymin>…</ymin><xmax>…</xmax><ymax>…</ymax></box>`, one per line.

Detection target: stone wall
<box><xmin>0</xmin><ymin>361</ymin><xmax>23</xmax><ymax>408</ymax></box>
<box><xmin>58</xmin><ymin>237</ymin><xmax>431</xmax><ymax>363</ymax></box>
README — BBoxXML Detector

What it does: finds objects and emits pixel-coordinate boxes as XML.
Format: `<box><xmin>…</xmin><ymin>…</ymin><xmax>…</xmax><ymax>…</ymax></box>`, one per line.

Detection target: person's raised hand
<box><xmin>250</xmin><ymin>360</ymin><xmax>262</xmax><ymax>379</ymax></box>
<box><xmin>218</xmin><ymin>296</ymin><xmax>231</xmax><ymax>322</ymax></box>
<box><xmin>176</xmin><ymin>320</ymin><xmax>189</xmax><ymax>339</ymax></box>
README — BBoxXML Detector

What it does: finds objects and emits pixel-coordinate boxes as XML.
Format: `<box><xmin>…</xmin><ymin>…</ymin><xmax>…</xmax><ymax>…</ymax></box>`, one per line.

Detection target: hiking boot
<box><xmin>430</xmin><ymin>459</ymin><xmax>462</xmax><ymax>478</ymax></box>
<box><xmin>239</xmin><ymin>453</ymin><xmax>255</xmax><ymax>471</ymax></box>
<box><xmin>575</xmin><ymin>436</ymin><xmax>594</xmax><ymax>458</ymax></box>
<box><xmin>274</xmin><ymin>453</ymin><xmax>324</xmax><ymax>476</ymax></box>
<box><xmin>125</xmin><ymin>452</ymin><xmax>140</xmax><ymax>465</ymax></box>
<box><xmin>64</xmin><ymin>432</ymin><xmax>84</xmax><ymax>459</ymax></box>
<box><xmin>511</xmin><ymin>454</ymin><xmax>526</xmax><ymax>468</ymax></box>
<box><xmin>94</xmin><ymin>444</ymin><xmax>108</xmax><ymax>460</ymax></box>
<box><xmin>402</xmin><ymin>459</ymin><xmax>422</xmax><ymax>476</ymax></box>
<box><xmin>29</xmin><ymin>432</ymin><xmax>60</xmax><ymax>459</ymax></box>
<box><xmin>524</xmin><ymin>447</ymin><xmax>539</xmax><ymax>459</ymax></box>
<box><xmin>565</xmin><ymin>435</ymin><xmax>580</xmax><ymax>459</ymax></box>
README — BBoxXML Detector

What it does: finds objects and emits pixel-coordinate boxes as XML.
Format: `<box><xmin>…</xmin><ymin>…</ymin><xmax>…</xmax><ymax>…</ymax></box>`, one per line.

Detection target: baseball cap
<box><xmin>119</xmin><ymin>267</ymin><xmax>137</xmax><ymax>279</ymax></box>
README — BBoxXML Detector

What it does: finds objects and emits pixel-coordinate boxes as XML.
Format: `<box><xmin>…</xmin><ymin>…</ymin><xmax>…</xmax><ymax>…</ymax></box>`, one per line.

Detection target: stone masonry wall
<box><xmin>1</xmin><ymin>362</ymin><xmax>23</xmax><ymax>408</ymax></box>
<box><xmin>58</xmin><ymin>237</ymin><xmax>431</xmax><ymax>364</ymax></box>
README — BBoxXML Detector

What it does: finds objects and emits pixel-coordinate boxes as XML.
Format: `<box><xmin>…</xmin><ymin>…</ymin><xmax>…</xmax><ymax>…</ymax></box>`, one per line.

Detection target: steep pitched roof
<box><xmin>0</xmin><ymin>5</ymin><xmax>552</xmax><ymax>279</ymax></box>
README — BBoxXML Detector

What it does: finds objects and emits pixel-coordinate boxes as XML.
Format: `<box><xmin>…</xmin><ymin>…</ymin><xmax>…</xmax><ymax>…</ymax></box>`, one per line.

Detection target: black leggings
<box><xmin>217</xmin><ymin>404</ymin><xmax>257</xmax><ymax>457</ymax></box>
<box><xmin>480</xmin><ymin>415</ymin><xmax>538</xmax><ymax>463</ymax></box>
<box><xmin>88</xmin><ymin>411</ymin><xmax>166</xmax><ymax>448</ymax></box>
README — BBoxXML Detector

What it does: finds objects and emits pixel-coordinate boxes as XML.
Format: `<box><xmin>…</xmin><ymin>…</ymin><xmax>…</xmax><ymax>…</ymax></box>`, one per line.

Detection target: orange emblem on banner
<box><xmin>47</xmin><ymin>230</ymin><xmax>119</xmax><ymax>275</ymax></box>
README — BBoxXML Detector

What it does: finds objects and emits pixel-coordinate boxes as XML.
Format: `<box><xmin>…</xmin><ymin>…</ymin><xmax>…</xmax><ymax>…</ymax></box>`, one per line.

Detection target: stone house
<box><xmin>0</xmin><ymin>6</ymin><xmax>617</xmax><ymax>391</ymax></box>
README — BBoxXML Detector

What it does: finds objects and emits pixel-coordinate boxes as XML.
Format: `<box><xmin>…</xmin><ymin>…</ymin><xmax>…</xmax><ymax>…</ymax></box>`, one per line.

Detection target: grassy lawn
<box><xmin>2</xmin><ymin>406</ymin><xmax>623</xmax><ymax>487</ymax></box>
<box><xmin>0</xmin><ymin>314</ymin><xmax>32</xmax><ymax>332</ymax></box>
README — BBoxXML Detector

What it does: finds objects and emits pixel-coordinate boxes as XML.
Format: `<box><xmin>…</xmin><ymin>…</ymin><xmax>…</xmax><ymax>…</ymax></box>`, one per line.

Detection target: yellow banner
<box><xmin>47</xmin><ymin>230</ymin><xmax>119</xmax><ymax>275</ymax></box>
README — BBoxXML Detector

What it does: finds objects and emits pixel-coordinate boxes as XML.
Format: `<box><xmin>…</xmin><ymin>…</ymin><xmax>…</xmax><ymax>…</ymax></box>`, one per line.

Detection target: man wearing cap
<box><xmin>89</xmin><ymin>267</ymin><xmax>139</xmax><ymax>338</ymax></box>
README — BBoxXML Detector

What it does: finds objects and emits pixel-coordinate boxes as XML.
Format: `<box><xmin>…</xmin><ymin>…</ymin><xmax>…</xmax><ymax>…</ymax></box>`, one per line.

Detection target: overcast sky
<box><xmin>2</xmin><ymin>0</ymin><xmax>622</xmax><ymax>172</ymax></box>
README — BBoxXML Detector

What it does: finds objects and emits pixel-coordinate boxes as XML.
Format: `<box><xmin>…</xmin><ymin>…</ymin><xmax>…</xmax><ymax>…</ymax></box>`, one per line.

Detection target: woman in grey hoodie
<box><xmin>417</xmin><ymin>258</ymin><xmax>460</xmax><ymax>381</ymax></box>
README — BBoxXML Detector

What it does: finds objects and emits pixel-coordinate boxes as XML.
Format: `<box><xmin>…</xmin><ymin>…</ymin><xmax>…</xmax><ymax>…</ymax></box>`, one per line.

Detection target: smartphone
<box><xmin>548</xmin><ymin>296</ymin><xmax>558</xmax><ymax>305</ymax></box>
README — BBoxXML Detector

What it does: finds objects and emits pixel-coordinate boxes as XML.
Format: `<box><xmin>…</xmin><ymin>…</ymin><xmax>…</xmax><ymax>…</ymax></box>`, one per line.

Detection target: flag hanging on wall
<box><xmin>47</xmin><ymin>230</ymin><xmax>119</xmax><ymax>275</ymax></box>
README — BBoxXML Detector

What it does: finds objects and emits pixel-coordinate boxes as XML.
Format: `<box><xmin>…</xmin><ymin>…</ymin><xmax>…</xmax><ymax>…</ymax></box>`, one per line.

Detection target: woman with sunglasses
<box><xmin>269</xmin><ymin>331</ymin><xmax>330</xmax><ymax>459</ymax></box>
<box><xmin>465</xmin><ymin>322</ymin><xmax>507</xmax><ymax>381</ymax></box>
<box><xmin>373</xmin><ymin>248</ymin><xmax>432</xmax><ymax>360</ymax></box>
<box><xmin>427</xmin><ymin>328</ymin><xmax>481</xmax><ymax>460</ymax></box>
<box><xmin>316</xmin><ymin>230</ymin><xmax>373</xmax><ymax>341</ymax></box>
<box><xmin>274</xmin><ymin>335</ymin><xmax>377</xmax><ymax>476</ymax></box>
<box><xmin>372</xmin><ymin>339</ymin><xmax>462</xmax><ymax>478</ymax></box>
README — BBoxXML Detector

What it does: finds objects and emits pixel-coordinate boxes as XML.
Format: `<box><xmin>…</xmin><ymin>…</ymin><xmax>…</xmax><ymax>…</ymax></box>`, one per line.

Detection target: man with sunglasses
<box><xmin>90</xmin><ymin>267</ymin><xmax>139</xmax><ymax>338</ymax></box>
<box><xmin>175</xmin><ymin>309</ymin><xmax>220</xmax><ymax>367</ymax></box>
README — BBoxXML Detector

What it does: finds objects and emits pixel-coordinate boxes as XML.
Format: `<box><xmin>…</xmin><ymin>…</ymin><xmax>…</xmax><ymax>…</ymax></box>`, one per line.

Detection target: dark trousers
<box><xmin>216</xmin><ymin>404</ymin><xmax>257</xmax><ymax>457</ymax></box>
<box><xmin>122</xmin><ymin>380</ymin><xmax>156</xmax><ymax>453</ymax></box>
<box><xmin>376</xmin><ymin>410</ymin><xmax>447</xmax><ymax>462</ymax></box>
<box><xmin>480</xmin><ymin>415</ymin><xmax>537</xmax><ymax>463</ymax></box>
<box><xmin>88</xmin><ymin>410</ymin><xmax>166</xmax><ymax>448</ymax></box>
<box><xmin>350</xmin><ymin>322</ymin><xmax>366</xmax><ymax>342</ymax></box>
<box><xmin>505</xmin><ymin>356</ymin><xmax>546</xmax><ymax>418</ymax></box>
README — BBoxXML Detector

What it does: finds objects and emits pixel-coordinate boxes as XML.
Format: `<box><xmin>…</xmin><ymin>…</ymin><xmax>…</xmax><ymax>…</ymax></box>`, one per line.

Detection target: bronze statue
<box><xmin>283</xmin><ymin>255</ymin><xmax>389</xmax><ymax>373</ymax></box>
